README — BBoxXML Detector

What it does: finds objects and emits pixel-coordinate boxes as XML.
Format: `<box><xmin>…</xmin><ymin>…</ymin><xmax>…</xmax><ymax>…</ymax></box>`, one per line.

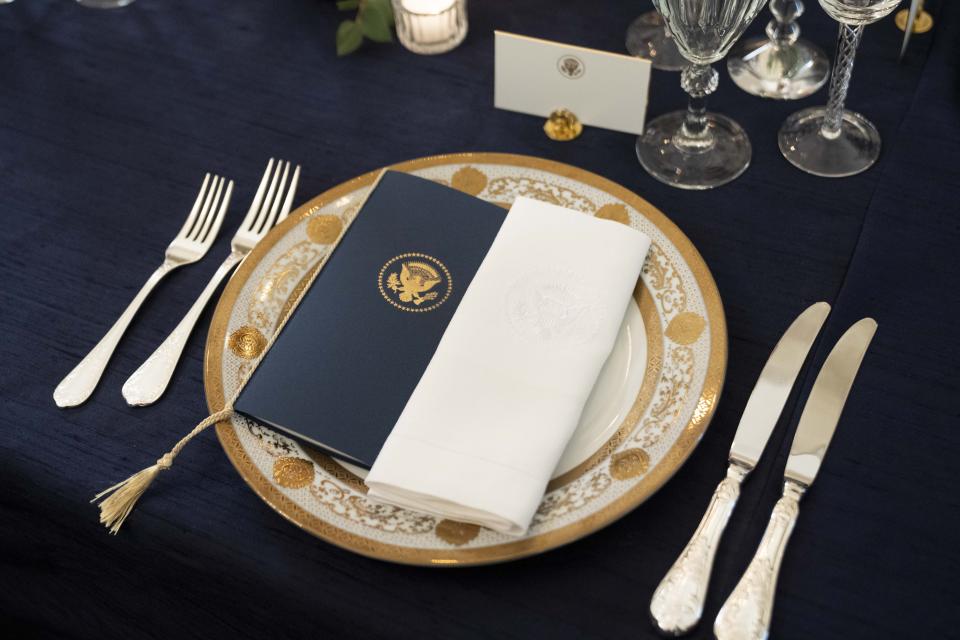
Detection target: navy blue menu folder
<box><xmin>234</xmin><ymin>170</ymin><xmax>507</xmax><ymax>468</ymax></box>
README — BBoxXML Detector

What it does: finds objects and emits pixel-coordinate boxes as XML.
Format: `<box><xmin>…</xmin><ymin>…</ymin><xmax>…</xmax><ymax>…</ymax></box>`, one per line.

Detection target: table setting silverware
<box><xmin>714</xmin><ymin>317</ymin><xmax>876</xmax><ymax>640</ymax></box>
<box><xmin>650</xmin><ymin>301</ymin><xmax>831</xmax><ymax>635</ymax></box>
<box><xmin>53</xmin><ymin>174</ymin><xmax>233</xmax><ymax>408</ymax></box>
<box><xmin>121</xmin><ymin>159</ymin><xmax>300</xmax><ymax>407</ymax></box>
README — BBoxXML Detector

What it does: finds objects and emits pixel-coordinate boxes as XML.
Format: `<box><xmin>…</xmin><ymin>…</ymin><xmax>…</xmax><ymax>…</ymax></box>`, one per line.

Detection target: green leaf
<box><xmin>336</xmin><ymin>20</ymin><xmax>364</xmax><ymax>56</ymax></box>
<box><xmin>366</xmin><ymin>0</ymin><xmax>395</xmax><ymax>25</ymax></box>
<box><xmin>336</xmin><ymin>0</ymin><xmax>359</xmax><ymax>10</ymax></box>
<box><xmin>359</xmin><ymin>0</ymin><xmax>393</xmax><ymax>43</ymax></box>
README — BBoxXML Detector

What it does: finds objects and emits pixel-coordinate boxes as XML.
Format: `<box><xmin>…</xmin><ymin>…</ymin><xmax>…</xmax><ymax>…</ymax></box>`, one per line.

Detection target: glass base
<box><xmin>728</xmin><ymin>36</ymin><xmax>830</xmax><ymax>100</ymax></box>
<box><xmin>636</xmin><ymin>111</ymin><xmax>752</xmax><ymax>190</ymax></box>
<box><xmin>778</xmin><ymin>106</ymin><xmax>881</xmax><ymax>177</ymax></box>
<box><xmin>625</xmin><ymin>11</ymin><xmax>686</xmax><ymax>72</ymax></box>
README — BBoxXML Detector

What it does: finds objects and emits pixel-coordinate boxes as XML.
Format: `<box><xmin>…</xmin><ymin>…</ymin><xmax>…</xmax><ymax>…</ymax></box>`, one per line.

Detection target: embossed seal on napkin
<box><xmin>366</xmin><ymin>196</ymin><xmax>651</xmax><ymax>536</ymax></box>
<box><xmin>505</xmin><ymin>267</ymin><xmax>603</xmax><ymax>344</ymax></box>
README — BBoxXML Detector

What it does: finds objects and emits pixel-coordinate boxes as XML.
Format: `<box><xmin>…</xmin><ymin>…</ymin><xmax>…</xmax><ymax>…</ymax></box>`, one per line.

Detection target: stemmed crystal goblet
<box><xmin>636</xmin><ymin>0</ymin><xmax>767</xmax><ymax>190</ymax></box>
<box><xmin>778</xmin><ymin>0</ymin><xmax>901</xmax><ymax>177</ymax></box>
<box><xmin>625</xmin><ymin>6</ymin><xmax>686</xmax><ymax>72</ymax></box>
<box><xmin>727</xmin><ymin>1</ymin><xmax>830</xmax><ymax>99</ymax></box>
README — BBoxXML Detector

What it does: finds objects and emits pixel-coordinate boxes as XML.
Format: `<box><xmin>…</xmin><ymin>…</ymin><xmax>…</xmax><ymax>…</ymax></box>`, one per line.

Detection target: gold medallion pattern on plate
<box><xmin>204</xmin><ymin>153</ymin><xmax>726</xmax><ymax>566</ymax></box>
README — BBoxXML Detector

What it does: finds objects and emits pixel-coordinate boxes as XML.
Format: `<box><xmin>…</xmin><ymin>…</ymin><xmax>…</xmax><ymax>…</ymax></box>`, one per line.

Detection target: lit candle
<box><xmin>393</xmin><ymin>0</ymin><xmax>467</xmax><ymax>55</ymax></box>
<box><xmin>402</xmin><ymin>0</ymin><xmax>456</xmax><ymax>44</ymax></box>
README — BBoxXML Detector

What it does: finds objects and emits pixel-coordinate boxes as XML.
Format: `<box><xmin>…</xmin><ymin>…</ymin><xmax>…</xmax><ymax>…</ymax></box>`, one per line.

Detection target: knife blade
<box><xmin>729</xmin><ymin>301</ymin><xmax>832</xmax><ymax>471</ymax></box>
<box><xmin>785</xmin><ymin>317</ymin><xmax>877</xmax><ymax>487</ymax></box>
<box><xmin>649</xmin><ymin>301</ymin><xmax>830</xmax><ymax>636</ymax></box>
<box><xmin>715</xmin><ymin>317</ymin><xmax>877</xmax><ymax>640</ymax></box>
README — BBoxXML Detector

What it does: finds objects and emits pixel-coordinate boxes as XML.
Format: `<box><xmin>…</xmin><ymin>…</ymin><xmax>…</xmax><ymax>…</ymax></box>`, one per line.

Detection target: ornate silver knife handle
<box><xmin>650</xmin><ymin>463</ymin><xmax>749</xmax><ymax>635</ymax></box>
<box><xmin>53</xmin><ymin>263</ymin><xmax>175</xmax><ymax>408</ymax></box>
<box><xmin>714</xmin><ymin>480</ymin><xmax>806</xmax><ymax>640</ymax></box>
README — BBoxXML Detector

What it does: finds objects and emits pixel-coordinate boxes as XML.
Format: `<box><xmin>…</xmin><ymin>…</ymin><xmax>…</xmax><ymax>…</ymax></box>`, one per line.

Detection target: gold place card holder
<box><xmin>895</xmin><ymin>0</ymin><xmax>933</xmax><ymax>33</ymax></box>
<box><xmin>543</xmin><ymin>109</ymin><xmax>583</xmax><ymax>142</ymax></box>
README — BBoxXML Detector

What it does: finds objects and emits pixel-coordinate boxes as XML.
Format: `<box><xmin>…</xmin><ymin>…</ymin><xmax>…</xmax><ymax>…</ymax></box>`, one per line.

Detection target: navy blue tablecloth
<box><xmin>2</xmin><ymin>1</ymin><xmax>957</xmax><ymax>638</ymax></box>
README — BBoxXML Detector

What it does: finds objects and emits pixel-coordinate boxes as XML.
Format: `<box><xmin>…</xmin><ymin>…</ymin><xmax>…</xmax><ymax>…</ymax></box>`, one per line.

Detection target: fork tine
<box><xmin>188</xmin><ymin>175</ymin><xmax>219</xmax><ymax>241</ymax></box>
<box><xmin>177</xmin><ymin>173</ymin><xmax>210</xmax><ymax>240</ymax></box>
<box><xmin>240</xmin><ymin>159</ymin><xmax>274</xmax><ymax>232</ymax></box>
<box><xmin>193</xmin><ymin>176</ymin><xmax>223</xmax><ymax>242</ymax></box>
<box><xmin>277</xmin><ymin>165</ymin><xmax>301</xmax><ymax>224</ymax></box>
<box><xmin>253</xmin><ymin>160</ymin><xmax>284</xmax><ymax>235</ymax></box>
<box><xmin>261</xmin><ymin>161</ymin><xmax>290</xmax><ymax>234</ymax></box>
<box><xmin>200</xmin><ymin>180</ymin><xmax>233</xmax><ymax>246</ymax></box>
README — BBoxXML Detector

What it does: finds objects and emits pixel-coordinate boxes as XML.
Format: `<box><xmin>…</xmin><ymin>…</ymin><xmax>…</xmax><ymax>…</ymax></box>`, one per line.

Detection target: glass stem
<box><xmin>766</xmin><ymin>0</ymin><xmax>802</xmax><ymax>48</ymax></box>
<box><xmin>674</xmin><ymin>64</ymin><xmax>718</xmax><ymax>153</ymax></box>
<box><xmin>821</xmin><ymin>23</ymin><xmax>863</xmax><ymax>140</ymax></box>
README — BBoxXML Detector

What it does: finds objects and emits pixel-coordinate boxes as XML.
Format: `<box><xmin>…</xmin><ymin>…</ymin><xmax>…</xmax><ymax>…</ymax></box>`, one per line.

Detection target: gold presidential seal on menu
<box><xmin>378</xmin><ymin>253</ymin><xmax>452</xmax><ymax>313</ymax></box>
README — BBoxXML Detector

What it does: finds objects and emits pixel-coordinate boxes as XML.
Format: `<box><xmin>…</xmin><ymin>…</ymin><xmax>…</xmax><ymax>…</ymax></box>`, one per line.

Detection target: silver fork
<box><xmin>122</xmin><ymin>159</ymin><xmax>300</xmax><ymax>406</ymax></box>
<box><xmin>53</xmin><ymin>174</ymin><xmax>233</xmax><ymax>408</ymax></box>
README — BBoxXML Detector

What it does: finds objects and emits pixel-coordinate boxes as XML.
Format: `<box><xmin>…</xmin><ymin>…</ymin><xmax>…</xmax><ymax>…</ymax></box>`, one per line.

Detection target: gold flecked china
<box><xmin>204</xmin><ymin>153</ymin><xmax>726</xmax><ymax>566</ymax></box>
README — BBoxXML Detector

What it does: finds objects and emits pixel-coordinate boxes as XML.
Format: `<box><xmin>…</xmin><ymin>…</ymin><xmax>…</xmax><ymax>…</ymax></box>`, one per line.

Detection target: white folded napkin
<box><xmin>365</xmin><ymin>196</ymin><xmax>651</xmax><ymax>536</ymax></box>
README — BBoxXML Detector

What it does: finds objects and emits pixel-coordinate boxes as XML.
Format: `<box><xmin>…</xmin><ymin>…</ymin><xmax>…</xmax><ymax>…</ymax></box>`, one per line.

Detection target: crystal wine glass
<box><xmin>636</xmin><ymin>0</ymin><xmax>767</xmax><ymax>190</ymax></box>
<box><xmin>778</xmin><ymin>0</ymin><xmax>901</xmax><ymax>177</ymax></box>
<box><xmin>625</xmin><ymin>6</ymin><xmax>686</xmax><ymax>72</ymax></box>
<box><xmin>727</xmin><ymin>1</ymin><xmax>830</xmax><ymax>99</ymax></box>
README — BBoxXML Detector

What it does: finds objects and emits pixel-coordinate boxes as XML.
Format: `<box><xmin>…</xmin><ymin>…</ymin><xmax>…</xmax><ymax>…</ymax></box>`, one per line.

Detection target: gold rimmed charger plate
<box><xmin>204</xmin><ymin>153</ymin><xmax>726</xmax><ymax>566</ymax></box>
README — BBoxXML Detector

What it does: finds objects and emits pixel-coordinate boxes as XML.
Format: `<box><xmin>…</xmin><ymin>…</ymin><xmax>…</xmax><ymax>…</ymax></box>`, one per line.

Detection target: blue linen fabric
<box><xmin>0</xmin><ymin>1</ymin><xmax>957</xmax><ymax>638</ymax></box>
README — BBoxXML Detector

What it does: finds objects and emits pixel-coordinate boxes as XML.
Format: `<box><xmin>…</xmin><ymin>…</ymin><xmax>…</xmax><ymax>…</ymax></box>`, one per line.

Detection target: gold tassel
<box><xmin>93</xmin><ymin>406</ymin><xmax>234</xmax><ymax>534</ymax></box>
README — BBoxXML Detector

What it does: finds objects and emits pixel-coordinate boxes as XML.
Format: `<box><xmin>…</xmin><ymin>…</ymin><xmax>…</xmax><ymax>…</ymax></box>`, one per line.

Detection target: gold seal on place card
<box><xmin>378</xmin><ymin>253</ymin><xmax>452</xmax><ymax>313</ymax></box>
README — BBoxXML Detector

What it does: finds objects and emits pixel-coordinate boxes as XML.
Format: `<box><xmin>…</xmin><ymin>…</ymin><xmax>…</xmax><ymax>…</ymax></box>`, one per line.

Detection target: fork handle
<box><xmin>649</xmin><ymin>463</ymin><xmax>748</xmax><ymax>636</ymax></box>
<box><xmin>714</xmin><ymin>480</ymin><xmax>805</xmax><ymax>640</ymax></box>
<box><xmin>53</xmin><ymin>263</ymin><xmax>175</xmax><ymax>408</ymax></box>
<box><xmin>122</xmin><ymin>251</ymin><xmax>244</xmax><ymax>406</ymax></box>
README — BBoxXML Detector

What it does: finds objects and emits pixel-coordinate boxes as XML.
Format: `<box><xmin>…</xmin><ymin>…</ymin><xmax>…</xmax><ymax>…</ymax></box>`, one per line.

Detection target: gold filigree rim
<box><xmin>204</xmin><ymin>152</ymin><xmax>727</xmax><ymax>566</ymax></box>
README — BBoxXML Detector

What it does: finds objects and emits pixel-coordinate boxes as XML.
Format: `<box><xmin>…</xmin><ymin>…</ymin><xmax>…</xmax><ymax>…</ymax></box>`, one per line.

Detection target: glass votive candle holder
<box><xmin>391</xmin><ymin>0</ymin><xmax>468</xmax><ymax>55</ymax></box>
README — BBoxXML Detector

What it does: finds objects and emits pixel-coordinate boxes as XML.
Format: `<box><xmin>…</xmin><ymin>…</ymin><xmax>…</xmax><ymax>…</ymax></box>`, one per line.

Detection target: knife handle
<box><xmin>714</xmin><ymin>480</ymin><xmax>806</xmax><ymax>640</ymax></box>
<box><xmin>650</xmin><ymin>463</ymin><xmax>748</xmax><ymax>636</ymax></box>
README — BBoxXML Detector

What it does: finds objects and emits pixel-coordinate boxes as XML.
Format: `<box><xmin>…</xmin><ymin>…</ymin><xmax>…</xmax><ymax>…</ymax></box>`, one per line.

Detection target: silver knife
<box><xmin>899</xmin><ymin>0</ymin><xmax>920</xmax><ymax>60</ymax></box>
<box><xmin>649</xmin><ymin>302</ymin><xmax>831</xmax><ymax>636</ymax></box>
<box><xmin>714</xmin><ymin>317</ymin><xmax>877</xmax><ymax>640</ymax></box>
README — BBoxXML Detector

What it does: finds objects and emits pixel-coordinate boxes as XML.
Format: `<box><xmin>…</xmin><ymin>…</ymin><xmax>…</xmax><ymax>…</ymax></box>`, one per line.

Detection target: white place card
<box><xmin>494</xmin><ymin>31</ymin><xmax>652</xmax><ymax>135</ymax></box>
